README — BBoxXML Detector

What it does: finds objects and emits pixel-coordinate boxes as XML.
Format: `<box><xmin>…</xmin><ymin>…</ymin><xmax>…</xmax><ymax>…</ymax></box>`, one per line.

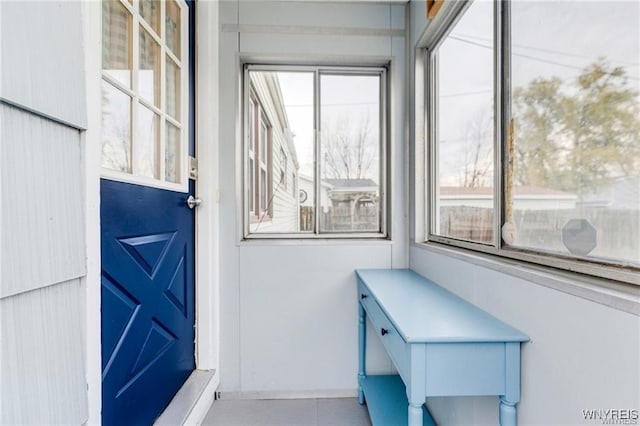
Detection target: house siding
<box><xmin>249</xmin><ymin>72</ymin><xmax>299</xmax><ymax>233</ymax></box>
<box><xmin>1</xmin><ymin>278</ymin><xmax>88</xmax><ymax>425</ymax></box>
<box><xmin>0</xmin><ymin>1</ymin><xmax>88</xmax><ymax>424</ymax></box>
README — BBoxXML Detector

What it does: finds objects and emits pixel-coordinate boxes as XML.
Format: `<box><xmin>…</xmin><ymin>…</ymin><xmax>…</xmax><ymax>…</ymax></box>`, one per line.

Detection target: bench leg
<box><xmin>358</xmin><ymin>303</ymin><xmax>366</xmax><ymax>405</ymax></box>
<box><xmin>408</xmin><ymin>402</ymin><xmax>423</xmax><ymax>426</ymax></box>
<box><xmin>499</xmin><ymin>397</ymin><xmax>517</xmax><ymax>426</ymax></box>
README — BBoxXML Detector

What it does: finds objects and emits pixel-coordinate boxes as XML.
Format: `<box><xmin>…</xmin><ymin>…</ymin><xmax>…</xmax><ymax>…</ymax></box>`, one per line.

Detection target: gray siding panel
<box><xmin>0</xmin><ymin>1</ymin><xmax>87</xmax><ymax>129</ymax></box>
<box><xmin>0</xmin><ymin>105</ymin><xmax>85</xmax><ymax>298</ymax></box>
<box><xmin>0</xmin><ymin>278</ymin><xmax>88</xmax><ymax>425</ymax></box>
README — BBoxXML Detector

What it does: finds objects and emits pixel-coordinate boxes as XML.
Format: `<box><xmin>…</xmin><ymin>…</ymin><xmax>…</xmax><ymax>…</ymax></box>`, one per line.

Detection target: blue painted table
<box><xmin>356</xmin><ymin>269</ymin><xmax>529</xmax><ymax>426</ymax></box>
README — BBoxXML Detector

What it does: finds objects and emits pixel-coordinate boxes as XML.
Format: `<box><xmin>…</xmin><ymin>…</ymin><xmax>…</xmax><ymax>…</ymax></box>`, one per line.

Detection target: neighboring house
<box><xmin>580</xmin><ymin>176</ymin><xmax>640</xmax><ymax>210</ymax></box>
<box><xmin>298</xmin><ymin>176</ymin><xmax>380</xmax><ymax>231</ymax></box>
<box><xmin>323</xmin><ymin>178</ymin><xmax>380</xmax><ymax>231</ymax></box>
<box><xmin>247</xmin><ymin>72</ymin><xmax>300</xmax><ymax>233</ymax></box>
<box><xmin>439</xmin><ymin>186</ymin><xmax>577</xmax><ymax>210</ymax></box>
<box><xmin>298</xmin><ymin>173</ymin><xmax>331</xmax><ymax>210</ymax></box>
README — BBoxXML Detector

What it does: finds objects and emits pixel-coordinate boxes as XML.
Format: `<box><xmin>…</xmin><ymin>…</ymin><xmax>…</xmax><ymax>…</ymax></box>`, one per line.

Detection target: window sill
<box><xmin>412</xmin><ymin>242</ymin><xmax>640</xmax><ymax>316</ymax></box>
<box><xmin>239</xmin><ymin>235</ymin><xmax>392</xmax><ymax>247</ymax></box>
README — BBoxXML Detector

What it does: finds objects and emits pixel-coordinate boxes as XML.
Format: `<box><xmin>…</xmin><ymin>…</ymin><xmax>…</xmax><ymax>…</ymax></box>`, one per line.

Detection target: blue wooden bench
<box><xmin>356</xmin><ymin>269</ymin><xmax>529</xmax><ymax>426</ymax></box>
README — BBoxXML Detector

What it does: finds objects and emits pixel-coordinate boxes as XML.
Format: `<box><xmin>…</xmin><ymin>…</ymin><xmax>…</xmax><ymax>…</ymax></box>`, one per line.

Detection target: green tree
<box><xmin>513</xmin><ymin>77</ymin><xmax>565</xmax><ymax>188</ymax></box>
<box><xmin>513</xmin><ymin>61</ymin><xmax>640</xmax><ymax>197</ymax></box>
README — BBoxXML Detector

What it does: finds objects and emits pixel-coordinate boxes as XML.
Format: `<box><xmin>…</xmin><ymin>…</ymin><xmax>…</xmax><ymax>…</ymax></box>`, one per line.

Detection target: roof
<box><xmin>440</xmin><ymin>186</ymin><xmax>576</xmax><ymax>198</ymax></box>
<box><xmin>324</xmin><ymin>178</ymin><xmax>378</xmax><ymax>188</ymax></box>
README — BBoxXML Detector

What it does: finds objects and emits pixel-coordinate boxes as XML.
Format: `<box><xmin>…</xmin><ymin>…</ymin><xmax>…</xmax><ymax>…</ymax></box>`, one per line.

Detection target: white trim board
<box><xmin>222</xmin><ymin>23</ymin><xmax>405</xmax><ymax>37</ymax></box>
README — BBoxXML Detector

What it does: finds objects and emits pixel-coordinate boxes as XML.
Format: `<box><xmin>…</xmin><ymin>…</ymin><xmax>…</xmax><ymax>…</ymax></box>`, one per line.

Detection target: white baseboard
<box><xmin>217</xmin><ymin>388</ymin><xmax>358</xmax><ymax>401</ymax></box>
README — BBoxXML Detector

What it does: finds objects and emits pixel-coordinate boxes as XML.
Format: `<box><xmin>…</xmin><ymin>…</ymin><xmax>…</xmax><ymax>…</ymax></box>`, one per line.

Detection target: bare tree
<box><xmin>322</xmin><ymin>115</ymin><xmax>376</xmax><ymax>180</ymax></box>
<box><xmin>453</xmin><ymin>111</ymin><xmax>493</xmax><ymax>188</ymax></box>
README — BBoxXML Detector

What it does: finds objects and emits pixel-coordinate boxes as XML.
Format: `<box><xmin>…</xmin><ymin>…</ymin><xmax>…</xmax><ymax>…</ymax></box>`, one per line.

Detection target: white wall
<box><xmin>408</xmin><ymin>1</ymin><xmax>640</xmax><ymax>424</ymax></box>
<box><xmin>410</xmin><ymin>247</ymin><xmax>640</xmax><ymax>425</ymax></box>
<box><xmin>218</xmin><ymin>0</ymin><xmax>408</xmax><ymax>395</ymax></box>
<box><xmin>0</xmin><ymin>1</ymin><xmax>88</xmax><ymax>423</ymax></box>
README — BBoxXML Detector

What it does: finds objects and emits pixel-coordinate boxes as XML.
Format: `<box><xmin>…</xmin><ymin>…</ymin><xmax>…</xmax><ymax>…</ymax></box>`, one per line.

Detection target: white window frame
<box><xmin>242</xmin><ymin>64</ymin><xmax>389</xmax><ymax>240</ymax></box>
<box><xmin>418</xmin><ymin>0</ymin><xmax>639</xmax><ymax>286</ymax></box>
<box><xmin>100</xmin><ymin>0</ymin><xmax>190</xmax><ymax>193</ymax></box>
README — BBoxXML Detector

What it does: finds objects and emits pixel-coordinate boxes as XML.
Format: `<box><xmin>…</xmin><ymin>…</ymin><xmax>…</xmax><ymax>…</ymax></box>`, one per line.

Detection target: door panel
<box><xmin>100</xmin><ymin>179</ymin><xmax>195</xmax><ymax>425</ymax></box>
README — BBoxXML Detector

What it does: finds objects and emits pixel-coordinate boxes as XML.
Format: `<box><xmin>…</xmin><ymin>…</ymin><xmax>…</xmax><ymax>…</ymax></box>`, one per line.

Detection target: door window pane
<box><xmin>166</xmin><ymin>57</ymin><xmax>181</xmax><ymax>120</ymax></box>
<box><xmin>139</xmin><ymin>27</ymin><xmax>160</xmax><ymax>107</ymax></box>
<box><xmin>166</xmin><ymin>0</ymin><xmax>181</xmax><ymax>60</ymax></box>
<box><xmin>102</xmin><ymin>0</ymin><xmax>131</xmax><ymax>88</ymax></box>
<box><xmin>165</xmin><ymin>123</ymin><xmax>181</xmax><ymax>183</ymax></box>
<box><xmin>136</xmin><ymin>104</ymin><xmax>159</xmax><ymax>179</ymax></box>
<box><xmin>101</xmin><ymin>81</ymin><xmax>132</xmax><ymax>173</ymax></box>
<box><xmin>509</xmin><ymin>1</ymin><xmax>640</xmax><ymax>266</ymax></box>
<box><xmin>320</xmin><ymin>74</ymin><xmax>382</xmax><ymax>233</ymax></box>
<box><xmin>139</xmin><ymin>0</ymin><xmax>159</xmax><ymax>34</ymax></box>
<box><xmin>433</xmin><ymin>0</ymin><xmax>494</xmax><ymax>244</ymax></box>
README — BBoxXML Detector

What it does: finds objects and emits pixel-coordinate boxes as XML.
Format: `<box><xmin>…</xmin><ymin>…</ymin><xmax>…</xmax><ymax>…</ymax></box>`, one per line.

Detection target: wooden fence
<box><xmin>439</xmin><ymin>206</ymin><xmax>639</xmax><ymax>262</ymax></box>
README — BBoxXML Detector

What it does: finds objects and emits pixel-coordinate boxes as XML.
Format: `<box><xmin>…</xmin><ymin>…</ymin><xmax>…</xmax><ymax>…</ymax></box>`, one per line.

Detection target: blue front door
<box><xmin>100</xmin><ymin>1</ymin><xmax>196</xmax><ymax>424</ymax></box>
<box><xmin>101</xmin><ymin>179</ymin><xmax>195</xmax><ymax>425</ymax></box>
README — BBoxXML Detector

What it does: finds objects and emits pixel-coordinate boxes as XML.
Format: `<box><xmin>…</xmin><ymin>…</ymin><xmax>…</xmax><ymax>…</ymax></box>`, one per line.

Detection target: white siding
<box><xmin>249</xmin><ymin>73</ymin><xmax>299</xmax><ymax>233</ymax></box>
<box><xmin>0</xmin><ymin>278</ymin><xmax>88</xmax><ymax>425</ymax></box>
<box><xmin>0</xmin><ymin>1</ymin><xmax>87</xmax><ymax>129</ymax></box>
<box><xmin>0</xmin><ymin>1</ymin><xmax>88</xmax><ymax>423</ymax></box>
<box><xmin>219</xmin><ymin>0</ymin><xmax>407</xmax><ymax>394</ymax></box>
<box><xmin>0</xmin><ymin>105</ymin><xmax>85</xmax><ymax>298</ymax></box>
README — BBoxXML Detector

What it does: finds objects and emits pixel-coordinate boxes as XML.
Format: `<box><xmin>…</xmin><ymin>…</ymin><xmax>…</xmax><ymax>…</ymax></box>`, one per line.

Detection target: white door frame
<box><xmin>82</xmin><ymin>2</ymin><xmax>220</xmax><ymax>424</ymax></box>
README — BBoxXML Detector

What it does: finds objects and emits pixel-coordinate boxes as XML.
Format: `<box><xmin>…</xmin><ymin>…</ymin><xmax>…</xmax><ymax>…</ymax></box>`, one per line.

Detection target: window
<box><xmin>101</xmin><ymin>0</ymin><xmax>188</xmax><ymax>190</ymax></box>
<box><xmin>425</xmin><ymin>0</ymin><xmax>640</xmax><ymax>284</ymax></box>
<box><xmin>244</xmin><ymin>65</ymin><xmax>388</xmax><ymax>238</ymax></box>
<box><xmin>280</xmin><ymin>147</ymin><xmax>288</xmax><ymax>191</ymax></box>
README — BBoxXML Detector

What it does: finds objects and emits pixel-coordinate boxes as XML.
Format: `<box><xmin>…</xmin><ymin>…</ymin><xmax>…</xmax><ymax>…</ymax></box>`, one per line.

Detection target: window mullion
<box><xmin>314</xmin><ymin>70</ymin><xmax>321</xmax><ymax>235</ymax></box>
<box><xmin>131</xmin><ymin>2</ymin><xmax>140</xmax><ymax>176</ymax></box>
<box><xmin>493</xmin><ymin>0</ymin><xmax>504</xmax><ymax>249</ymax></box>
<box><xmin>429</xmin><ymin>53</ymin><xmax>439</xmax><ymax>238</ymax></box>
<box><xmin>379</xmin><ymin>69</ymin><xmax>387</xmax><ymax>236</ymax></box>
<box><xmin>159</xmin><ymin>0</ymin><xmax>167</xmax><ymax>182</ymax></box>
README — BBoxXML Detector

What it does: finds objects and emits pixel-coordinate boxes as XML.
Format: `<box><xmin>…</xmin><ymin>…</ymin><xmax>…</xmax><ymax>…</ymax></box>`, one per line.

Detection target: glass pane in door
<box><xmin>102</xmin><ymin>81</ymin><xmax>132</xmax><ymax>173</ymax></box>
<box><xmin>102</xmin><ymin>0</ymin><xmax>132</xmax><ymax>88</ymax></box>
<box><xmin>136</xmin><ymin>104</ymin><xmax>160</xmax><ymax>179</ymax></box>
<box><xmin>139</xmin><ymin>27</ymin><xmax>160</xmax><ymax>107</ymax></box>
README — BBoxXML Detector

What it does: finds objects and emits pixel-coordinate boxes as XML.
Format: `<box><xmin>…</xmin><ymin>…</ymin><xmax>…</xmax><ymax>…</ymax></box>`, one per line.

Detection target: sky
<box><xmin>264</xmin><ymin>71</ymin><xmax>380</xmax><ymax>181</ymax></box>
<box><xmin>436</xmin><ymin>0</ymin><xmax>640</xmax><ymax>186</ymax></box>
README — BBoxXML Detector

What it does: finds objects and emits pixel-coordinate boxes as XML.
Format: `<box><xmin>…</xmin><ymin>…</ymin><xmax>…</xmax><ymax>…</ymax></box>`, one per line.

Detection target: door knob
<box><xmin>186</xmin><ymin>195</ymin><xmax>202</xmax><ymax>209</ymax></box>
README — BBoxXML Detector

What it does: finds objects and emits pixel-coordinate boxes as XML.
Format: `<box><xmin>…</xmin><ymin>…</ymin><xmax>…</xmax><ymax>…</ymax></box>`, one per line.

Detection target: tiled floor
<box><xmin>202</xmin><ymin>397</ymin><xmax>372</xmax><ymax>426</ymax></box>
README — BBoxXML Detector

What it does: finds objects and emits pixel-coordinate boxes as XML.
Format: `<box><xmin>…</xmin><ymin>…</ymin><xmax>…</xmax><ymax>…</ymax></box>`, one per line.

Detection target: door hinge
<box><xmin>189</xmin><ymin>156</ymin><xmax>198</xmax><ymax>181</ymax></box>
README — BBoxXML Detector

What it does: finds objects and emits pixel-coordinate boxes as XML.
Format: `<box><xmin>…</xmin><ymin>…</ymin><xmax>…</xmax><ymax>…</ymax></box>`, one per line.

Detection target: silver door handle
<box><xmin>186</xmin><ymin>195</ymin><xmax>202</xmax><ymax>209</ymax></box>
